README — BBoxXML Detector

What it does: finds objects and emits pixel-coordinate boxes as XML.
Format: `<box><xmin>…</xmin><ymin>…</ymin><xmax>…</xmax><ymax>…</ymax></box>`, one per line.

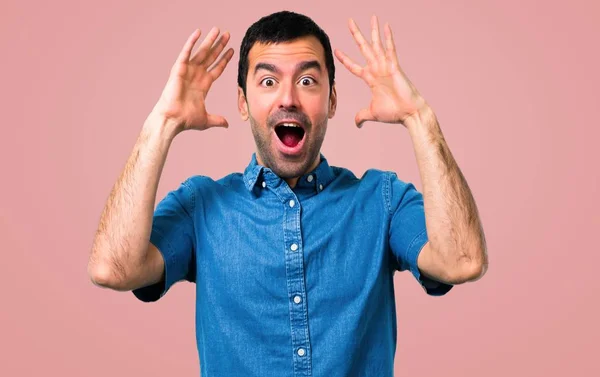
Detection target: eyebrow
<box><xmin>253</xmin><ymin>60</ymin><xmax>322</xmax><ymax>77</ymax></box>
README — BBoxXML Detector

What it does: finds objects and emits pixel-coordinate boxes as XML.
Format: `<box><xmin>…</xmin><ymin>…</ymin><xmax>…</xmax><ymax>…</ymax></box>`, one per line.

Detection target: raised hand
<box><xmin>152</xmin><ymin>27</ymin><xmax>234</xmax><ymax>133</ymax></box>
<box><xmin>334</xmin><ymin>16</ymin><xmax>427</xmax><ymax>128</ymax></box>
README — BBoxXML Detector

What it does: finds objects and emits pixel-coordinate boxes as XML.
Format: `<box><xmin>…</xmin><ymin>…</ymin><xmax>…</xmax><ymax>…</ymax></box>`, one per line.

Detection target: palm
<box><xmin>366</xmin><ymin>70</ymin><xmax>421</xmax><ymax>124</ymax></box>
<box><xmin>154</xmin><ymin>28</ymin><xmax>234</xmax><ymax>132</ymax></box>
<box><xmin>334</xmin><ymin>16</ymin><xmax>427</xmax><ymax>128</ymax></box>
<box><xmin>160</xmin><ymin>65</ymin><xmax>211</xmax><ymax>129</ymax></box>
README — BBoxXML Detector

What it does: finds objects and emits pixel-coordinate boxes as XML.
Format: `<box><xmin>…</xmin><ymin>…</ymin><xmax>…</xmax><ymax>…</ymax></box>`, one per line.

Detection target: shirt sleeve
<box><xmin>387</xmin><ymin>172</ymin><xmax>453</xmax><ymax>296</ymax></box>
<box><xmin>132</xmin><ymin>178</ymin><xmax>197</xmax><ymax>303</ymax></box>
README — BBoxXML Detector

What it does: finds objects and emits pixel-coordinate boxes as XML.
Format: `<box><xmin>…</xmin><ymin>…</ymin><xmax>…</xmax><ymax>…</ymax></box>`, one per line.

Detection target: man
<box><xmin>88</xmin><ymin>10</ymin><xmax>487</xmax><ymax>377</ymax></box>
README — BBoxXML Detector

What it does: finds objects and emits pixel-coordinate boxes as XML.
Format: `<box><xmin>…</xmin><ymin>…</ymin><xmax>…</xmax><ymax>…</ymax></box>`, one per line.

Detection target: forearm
<box><xmin>88</xmin><ymin>112</ymin><xmax>178</xmax><ymax>286</ymax></box>
<box><xmin>405</xmin><ymin>105</ymin><xmax>488</xmax><ymax>280</ymax></box>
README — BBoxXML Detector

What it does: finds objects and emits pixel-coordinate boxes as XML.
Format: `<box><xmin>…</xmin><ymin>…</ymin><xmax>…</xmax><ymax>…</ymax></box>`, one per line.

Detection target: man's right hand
<box><xmin>89</xmin><ymin>27</ymin><xmax>234</xmax><ymax>292</ymax></box>
<box><xmin>151</xmin><ymin>27</ymin><xmax>234</xmax><ymax>134</ymax></box>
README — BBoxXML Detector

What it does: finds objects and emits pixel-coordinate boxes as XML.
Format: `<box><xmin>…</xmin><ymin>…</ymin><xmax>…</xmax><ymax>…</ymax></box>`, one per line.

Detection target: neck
<box><xmin>285</xmin><ymin>177</ymin><xmax>300</xmax><ymax>189</ymax></box>
<box><xmin>255</xmin><ymin>152</ymin><xmax>321</xmax><ymax>189</ymax></box>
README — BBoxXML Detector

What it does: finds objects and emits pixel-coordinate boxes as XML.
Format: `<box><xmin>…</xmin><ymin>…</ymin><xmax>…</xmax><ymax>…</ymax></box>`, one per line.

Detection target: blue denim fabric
<box><xmin>133</xmin><ymin>152</ymin><xmax>452</xmax><ymax>377</ymax></box>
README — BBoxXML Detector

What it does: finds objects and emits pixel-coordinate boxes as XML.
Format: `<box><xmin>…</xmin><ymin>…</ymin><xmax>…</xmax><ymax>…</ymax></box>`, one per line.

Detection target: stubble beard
<box><xmin>249</xmin><ymin>113</ymin><xmax>327</xmax><ymax>179</ymax></box>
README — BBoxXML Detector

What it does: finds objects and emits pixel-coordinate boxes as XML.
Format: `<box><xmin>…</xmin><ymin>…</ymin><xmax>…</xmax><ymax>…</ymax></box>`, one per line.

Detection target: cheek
<box><xmin>302</xmin><ymin>94</ymin><xmax>330</xmax><ymax>119</ymax></box>
<box><xmin>247</xmin><ymin>91</ymin><xmax>275</xmax><ymax>119</ymax></box>
<box><xmin>247</xmin><ymin>99</ymin><xmax>269</xmax><ymax>122</ymax></box>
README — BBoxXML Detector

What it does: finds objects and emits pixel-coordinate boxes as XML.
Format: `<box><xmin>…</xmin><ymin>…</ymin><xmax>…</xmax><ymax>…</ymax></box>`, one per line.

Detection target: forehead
<box><xmin>248</xmin><ymin>36</ymin><xmax>326</xmax><ymax>70</ymax></box>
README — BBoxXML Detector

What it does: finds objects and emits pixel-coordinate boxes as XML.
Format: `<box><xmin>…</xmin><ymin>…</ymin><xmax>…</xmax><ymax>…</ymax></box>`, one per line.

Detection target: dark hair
<box><xmin>237</xmin><ymin>11</ymin><xmax>335</xmax><ymax>97</ymax></box>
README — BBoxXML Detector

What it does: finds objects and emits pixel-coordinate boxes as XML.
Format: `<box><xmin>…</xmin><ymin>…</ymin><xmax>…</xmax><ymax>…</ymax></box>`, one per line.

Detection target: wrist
<box><xmin>143</xmin><ymin>111</ymin><xmax>181</xmax><ymax>143</ymax></box>
<box><xmin>404</xmin><ymin>103</ymin><xmax>437</xmax><ymax>133</ymax></box>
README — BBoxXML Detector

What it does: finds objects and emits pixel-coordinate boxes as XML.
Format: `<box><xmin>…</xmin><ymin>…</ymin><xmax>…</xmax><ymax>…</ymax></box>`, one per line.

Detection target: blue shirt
<box><xmin>133</xmin><ymin>152</ymin><xmax>453</xmax><ymax>377</ymax></box>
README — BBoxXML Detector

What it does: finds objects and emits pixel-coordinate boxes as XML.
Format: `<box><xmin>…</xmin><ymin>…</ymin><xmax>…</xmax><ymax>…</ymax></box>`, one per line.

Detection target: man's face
<box><xmin>238</xmin><ymin>36</ymin><xmax>337</xmax><ymax>183</ymax></box>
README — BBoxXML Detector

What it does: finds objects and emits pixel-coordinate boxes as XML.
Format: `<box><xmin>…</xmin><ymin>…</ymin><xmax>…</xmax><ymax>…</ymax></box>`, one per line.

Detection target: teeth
<box><xmin>281</xmin><ymin>123</ymin><xmax>300</xmax><ymax>128</ymax></box>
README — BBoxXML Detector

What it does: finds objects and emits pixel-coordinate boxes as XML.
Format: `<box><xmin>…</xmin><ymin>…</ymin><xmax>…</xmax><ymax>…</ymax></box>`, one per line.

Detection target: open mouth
<box><xmin>275</xmin><ymin>123</ymin><xmax>306</xmax><ymax>148</ymax></box>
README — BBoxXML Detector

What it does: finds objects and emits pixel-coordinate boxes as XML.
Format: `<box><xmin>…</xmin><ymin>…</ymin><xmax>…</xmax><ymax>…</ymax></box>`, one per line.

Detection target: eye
<box><xmin>300</xmin><ymin>77</ymin><xmax>316</xmax><ymax>86</ymax></box>
<box><xmin>260</xmin><ymin>78</ymin><xmax>276</xmax><ymax>87</ymax></box>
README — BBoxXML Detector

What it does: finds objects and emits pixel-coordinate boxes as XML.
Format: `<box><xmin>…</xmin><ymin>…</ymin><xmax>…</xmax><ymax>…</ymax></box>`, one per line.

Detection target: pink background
<box><xmin>1</xmin><ymin>0</ymin><xmax>598</xmax><ymax>375</ymax></box>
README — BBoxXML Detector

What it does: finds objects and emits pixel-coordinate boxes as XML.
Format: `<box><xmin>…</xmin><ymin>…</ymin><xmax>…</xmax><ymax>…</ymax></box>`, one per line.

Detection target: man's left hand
<box><xmin>335</xmin><ymin>15</ymin><xmax>428</xmax><ymax>128</ymax></box>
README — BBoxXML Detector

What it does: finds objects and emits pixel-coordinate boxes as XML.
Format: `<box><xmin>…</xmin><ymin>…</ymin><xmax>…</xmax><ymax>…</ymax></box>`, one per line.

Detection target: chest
<box><xmin>193</xmin><ymin>190</ymin><xmax>391</xmax><ymax>303</ymax></box>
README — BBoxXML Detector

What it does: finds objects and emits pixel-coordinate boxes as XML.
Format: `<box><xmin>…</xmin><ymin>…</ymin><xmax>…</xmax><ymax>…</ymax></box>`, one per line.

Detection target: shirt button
<box><xmin>307</xmin><ymin>175</ymin><xmax>313</xmax><ymax>182</ymax></box>
<box><xmin>261</xmin><ymin>181</ymin><xmax>266</xmax><ymax>188</ymax></box>
<box><xmin>289</xmin><ymin>199</ymin><xmax>295</xmax><ymax>207</ymax></box>
<box><xmin>290</xmin><ymin>243</ymin><xmax>298</xmax><ymax>251</ymax></box>
<box><xmin>297</xmin><ymin>348</ymin><xmax>306</xmax><ymax>357</ymax></box>
<box><xmin>319</xmin><ymin>184</ymin><xmax>323</xmax><ymax>191</ymax></box>
<box><xmin>294</xmin><ymin>295</ymin><xmax>302</xmax><ymax>304</ymax></box>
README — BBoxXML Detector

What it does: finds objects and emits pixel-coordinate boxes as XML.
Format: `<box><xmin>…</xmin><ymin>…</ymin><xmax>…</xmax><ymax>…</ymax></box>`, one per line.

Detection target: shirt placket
<box><xmin>282</xmin><ymin>191</ymin><xmax>312</xmax><ymax>377</ymax></box>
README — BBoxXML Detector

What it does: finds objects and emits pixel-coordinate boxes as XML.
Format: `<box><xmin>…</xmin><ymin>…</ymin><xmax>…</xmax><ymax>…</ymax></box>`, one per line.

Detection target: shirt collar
<box><xmin>243</xmin><ymin>152</ymin><xmax>335</xmax><ymax>194</ymax></box>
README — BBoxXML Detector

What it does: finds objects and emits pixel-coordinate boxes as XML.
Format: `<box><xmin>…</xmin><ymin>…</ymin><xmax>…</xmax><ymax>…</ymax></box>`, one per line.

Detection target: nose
<box><xmin>278</xmin><ymin>80</ymin><xmax>300</xmax><ymax>110</ymax></box>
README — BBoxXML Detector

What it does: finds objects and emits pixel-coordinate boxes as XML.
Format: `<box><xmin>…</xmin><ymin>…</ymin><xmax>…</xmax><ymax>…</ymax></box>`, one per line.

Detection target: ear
<box><xmin>328</xmin><ymin>82</ymin><xmax>337</xmax><ymax>119</ymax></box>
<box><xmin>238</xmin><ymin>86</ymin><xmax>249</xmax><ymax>121</ymax></box>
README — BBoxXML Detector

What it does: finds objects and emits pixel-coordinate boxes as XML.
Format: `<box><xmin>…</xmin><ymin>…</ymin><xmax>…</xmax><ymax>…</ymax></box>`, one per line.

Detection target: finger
<box><xmin>190</xmin><ymin>27</ymin><xmax>221</xmax><ymax>64</ymax></box>
<box><xmin>203</xmin><ymin>31</ymin><xmax>231</xmax><ymax>68</ymax></box>
<box><xmin>334</xmin><ymin>48</ymin><xmax>364</xmax><ymax>78</ymax></box>
<box><xmin>175</xmin><ymin>29</ymin><xmax>202</xmax><ymax>65</ymax></box>
<box><xmin>206</xmin><ymin>113</ymin><xmax>229</xmax><ymax>128</ymax></box>
<box><xmin>348</xmin><ymin>18</ymin><xmax>376</xmax><ymax>63</ymax></box>
<box><xmin>383</xmin><ymin>22</ymin><xmax>401</xmax><ymax>70</ymax></box>
<box><xmin>370</xmin><ymin>15</ymin><xmax>385</xmax><ymax>60</ymax></box>
<box><xmin>208</xmin><ymin>48</ymin><xmax>235</xmax><ymax>80</ymax></box>
<box><xmin>355</xmin><ymin>108</ymin><xmax>375</xmax><ymax>128</ymax></box>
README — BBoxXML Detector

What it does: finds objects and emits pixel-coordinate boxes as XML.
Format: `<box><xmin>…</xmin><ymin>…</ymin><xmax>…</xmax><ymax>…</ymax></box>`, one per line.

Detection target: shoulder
<box><xmin>331</xmin><ymin>165</ymin><xmax>392</xmax><ymax>184</ymax></box>
<box><xmin>337</xmin><ymin>167</ymin><xmax>420</xmax><ymax>214</ymax></box>
<box><xmin>333</xmin><ymin>166</ymin><xmax>405</xmax><ymax>192</ymax></box>
<box><xmin>185</xmin><ymin>172</ymin><xmax>243</xmax><ymax>189</ymax></box>
<box><xmin>330</xmin><ymin>166</ymin><xmax>399</xmax><ymax>206</ymax></box>
<box><xmin>183</xmin><ymin>172</ymin><xmax>249</xmax><ymax>200</ymax></box>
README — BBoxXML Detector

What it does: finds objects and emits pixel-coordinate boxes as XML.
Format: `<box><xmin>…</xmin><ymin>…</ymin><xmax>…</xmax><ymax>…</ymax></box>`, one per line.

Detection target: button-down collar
<box><xmin>243</xmin><ymin>152</ymin><xmax>335</xmax><ymax>194</ymax></box>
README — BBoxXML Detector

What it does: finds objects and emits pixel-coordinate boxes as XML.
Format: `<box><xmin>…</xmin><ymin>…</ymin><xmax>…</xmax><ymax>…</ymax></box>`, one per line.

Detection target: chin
<box><xmin>269</xmin><ymin>156</ymin><xmax>312</xmax><ymax>179</ymax></box>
